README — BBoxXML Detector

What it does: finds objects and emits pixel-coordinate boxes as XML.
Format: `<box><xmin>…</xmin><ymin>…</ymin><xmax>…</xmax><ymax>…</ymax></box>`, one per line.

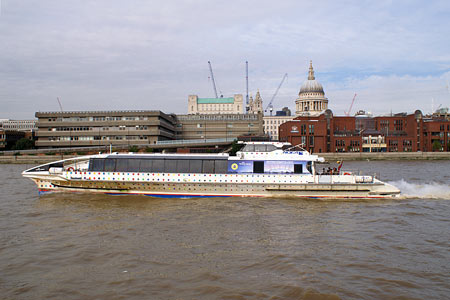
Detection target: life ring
<box><xmin>67</xmin><ymin>167</ymin><xmax>74</xmax><ymax>172</ymax></box>
<box><xmin>343</xmin><ymin>172</ymin><xmax>350</xmax><ymax>175</ymax></box>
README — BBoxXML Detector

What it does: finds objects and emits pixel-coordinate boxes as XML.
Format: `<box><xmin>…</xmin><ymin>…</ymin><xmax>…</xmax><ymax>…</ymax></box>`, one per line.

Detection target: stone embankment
<box><xmin>319</xmin><ymin>152</ymin><xmax>450</xmax><ymax>161</ymax></box>
<box><xmin>0</xmin><ymin>152</ymin><xmax>449</xmax><ymax>164</ymax></box>
<box><xmin>0</xmin><ymin>155</ymin><xmax>77</xmax><ymax>165</ymax></box>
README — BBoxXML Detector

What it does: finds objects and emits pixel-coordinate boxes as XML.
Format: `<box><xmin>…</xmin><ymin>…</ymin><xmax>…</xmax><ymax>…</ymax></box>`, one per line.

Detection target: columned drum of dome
<box><xmin>295</xmin><ymin>61</ymin><xmax>329</xmax><ymax>116</ymax></box>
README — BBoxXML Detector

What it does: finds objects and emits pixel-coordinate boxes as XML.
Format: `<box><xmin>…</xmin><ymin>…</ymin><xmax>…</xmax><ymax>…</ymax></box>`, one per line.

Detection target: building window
<box><xmin>301</xmin><ymin>136</ymin><xmax>306</xmax><ymax>145</ymax></box>
<box><xmin>394</xmin><ymin>120</ymin><xmax>403</xmax><ymax>131</ymax></box>
<box><xmin>301</xmin><ymin>124</ymin><xmax>306</xmax><ymax>135</ymax></box>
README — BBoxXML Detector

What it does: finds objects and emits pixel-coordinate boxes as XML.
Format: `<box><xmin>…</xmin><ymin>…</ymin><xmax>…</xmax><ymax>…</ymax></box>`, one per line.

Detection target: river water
<box><xmin>1</xmin><ymin>161</ymin><xmax>449</xmax><ymax>300</ymax></box>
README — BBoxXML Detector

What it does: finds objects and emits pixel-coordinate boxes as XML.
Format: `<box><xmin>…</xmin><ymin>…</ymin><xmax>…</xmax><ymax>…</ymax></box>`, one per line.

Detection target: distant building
<box><xmin>0</xmin><ymin>119</ymin><xmax>36</xmax><ymax>131</ymax></box>
<box><xmin>433</xmin><ymin>107</ymin><xmax>450</xmax><ymax>120</ymax></box>
<box><xmin>34</xmin><ymin>110</ymin><xmax>177</xmax><ymax>148</ymax></box>
<box><xmin>279</xmin><ymin>110</ymin><xmax>450</xmax><ymax>153</ymax></box>
<box><xmin>263</xmin><ymin>115</ymin><xmax>294</xmax><ymax>141</ymax></box>
<box><xmin>295</xmin><ymin>61</ymin><xmax>328</xmax><ymax>116</ymax></box>
<box><xmin>188</xmin><ymin>94</ymin><xmax>244</xmax><ymax>115</ymax></box>
<box><xmin>0</xmin><ymin>130</ymin><xmax>26</xmax><ymax>150</ymax></box>
<box><xmin>275</xmin><ymin>107</ymin><xmax>292</xmax><ymax>116</ymax></box>
<box><xmin>248</xmin><ymin>91</ymin><xmax>263</xmax><ymax>114</ymax></box>
<box><xmin>176</xmin><ymin>113</ymin><xmax>263</xmax><ymax>140</ymax></box>
<box><xmin>263</xmin><ymin>61</ymin><xmax>330</xmax><ymax>140</ymax></box>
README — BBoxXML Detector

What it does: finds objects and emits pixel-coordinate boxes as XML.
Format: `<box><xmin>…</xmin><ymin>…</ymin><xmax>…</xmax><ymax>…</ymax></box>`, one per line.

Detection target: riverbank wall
<box><xmin>1</xmin><ymin>152</ymin><xmax>449</xmax><ymax>164</ymax></box>
<box><xmin>319</xmin><ymin>152</ymin><xmax>450</xmax><ymax>161</ymax></box>
<box><xmin>0</xmin><ymin>155</ymin><xmax>78</xmax><ymax>165</ymax></box>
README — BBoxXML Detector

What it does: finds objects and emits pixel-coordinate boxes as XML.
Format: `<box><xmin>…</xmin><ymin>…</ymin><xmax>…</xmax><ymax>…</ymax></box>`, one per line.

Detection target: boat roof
<box><xmin>103</xmin><ymin>153</ymin><xmax>229</xmax><ymax>160</ymax></box>
<box><xmin>237</xmin><ymin>141</ymin><xmax>291</xmax><ymax>148</ymax></box>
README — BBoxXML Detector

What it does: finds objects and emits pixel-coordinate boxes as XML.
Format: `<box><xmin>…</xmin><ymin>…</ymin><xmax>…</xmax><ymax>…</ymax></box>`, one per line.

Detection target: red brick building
<box><xmin>279</xmin><ymin>110</ymin><xmax>450</xmax><ymax>153</ymax></box>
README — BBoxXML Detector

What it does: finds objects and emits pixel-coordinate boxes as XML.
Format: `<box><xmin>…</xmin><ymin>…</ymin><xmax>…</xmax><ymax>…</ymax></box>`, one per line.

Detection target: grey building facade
<box><xmin>175</xmin><ymin>113</ymin><xmax>264</xmax><ymax>140</ymax></box>
<box><xmin>35</xmin><ymin>110</ymin><xmax>176</xmax><ymax>148</ymax></box>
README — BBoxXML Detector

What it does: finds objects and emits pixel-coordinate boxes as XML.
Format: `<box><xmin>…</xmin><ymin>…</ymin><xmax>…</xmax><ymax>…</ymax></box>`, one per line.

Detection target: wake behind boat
<box><xmin>22</xmin><ymin>142</ymin><xmax>400</xmax><ymax>199</ymax></box>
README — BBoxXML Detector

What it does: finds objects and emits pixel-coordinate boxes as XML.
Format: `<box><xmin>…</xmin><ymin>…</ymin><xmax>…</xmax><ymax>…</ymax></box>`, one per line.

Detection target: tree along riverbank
<box><xmin>1</xmin><ymin>152</ymin><xmax>450</xmax><ymax>164</ymax></box>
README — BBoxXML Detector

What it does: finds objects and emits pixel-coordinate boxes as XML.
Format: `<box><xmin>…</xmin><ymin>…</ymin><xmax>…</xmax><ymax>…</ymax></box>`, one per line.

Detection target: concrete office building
<box><xmin>35</xmin><ymin>110</ymin><xmax>177</xmax><ymax>148</ymax></box>
<box><xmin>176</xmin><ymin>113</ymin><xmax>264</xmax><ymax>140</ymax></box>
<box><xmin>0</xmin><ymin>119</ymin><xmax>37</xmax><ymax>131</ymax></box>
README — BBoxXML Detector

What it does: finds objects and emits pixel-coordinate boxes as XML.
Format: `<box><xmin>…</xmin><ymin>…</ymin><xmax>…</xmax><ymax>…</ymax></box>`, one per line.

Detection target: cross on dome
<box><xmin>308</xmin><ymin>60</ymin><xmax>315</xmax><ymax>80</ymax></box>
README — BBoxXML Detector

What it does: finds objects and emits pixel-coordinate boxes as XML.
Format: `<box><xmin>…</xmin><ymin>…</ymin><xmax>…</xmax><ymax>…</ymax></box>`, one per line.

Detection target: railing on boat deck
<box><xmin>316</xmin><ymin>170</ymin><xmax>380</xmax><ymax>184</ymax></box>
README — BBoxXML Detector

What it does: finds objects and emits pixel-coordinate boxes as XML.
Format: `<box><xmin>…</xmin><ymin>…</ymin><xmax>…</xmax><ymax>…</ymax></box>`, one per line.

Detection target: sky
<box><xmin>0</xmin><ymin>0</ymin><xmax>449</xmax><ymax>119</ymax></box>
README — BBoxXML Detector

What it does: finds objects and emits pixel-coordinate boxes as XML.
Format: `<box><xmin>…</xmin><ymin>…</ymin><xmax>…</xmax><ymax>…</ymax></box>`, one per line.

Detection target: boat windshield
<box><xmin>241</xmin><ymin>144</ymin><xmax>277</xmax><ymax>152</ymax></box>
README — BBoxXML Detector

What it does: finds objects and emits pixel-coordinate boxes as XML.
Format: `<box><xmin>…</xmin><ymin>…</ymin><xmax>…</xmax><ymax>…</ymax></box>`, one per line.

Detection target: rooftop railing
<box><xmin>155</xmin><ymin>138</ymin><xmax>236</xmax><ymax>145</ymax></box>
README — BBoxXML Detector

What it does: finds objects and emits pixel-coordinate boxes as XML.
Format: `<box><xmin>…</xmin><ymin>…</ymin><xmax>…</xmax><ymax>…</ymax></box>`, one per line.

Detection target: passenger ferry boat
<box><xmin>22</xmin><ymin>142</ymin><xmax>400</xmax><ymax>199</ymax></box>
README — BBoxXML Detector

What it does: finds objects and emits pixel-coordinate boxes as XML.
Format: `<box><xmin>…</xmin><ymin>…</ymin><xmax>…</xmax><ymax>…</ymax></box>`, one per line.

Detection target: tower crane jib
<box><xmin>345</xmin><ymin>93</ymin><xmax>357</xmax><ymax>116</ymax></box>
<box><xmin>265</xmin><ymin>73</ymin><xmax>288</xmax><ymax>116</ymax></box>
<box><xmin>208</xmin><ymin>61</ymin><xmax>219</xmax><ymax>98</ymax></box>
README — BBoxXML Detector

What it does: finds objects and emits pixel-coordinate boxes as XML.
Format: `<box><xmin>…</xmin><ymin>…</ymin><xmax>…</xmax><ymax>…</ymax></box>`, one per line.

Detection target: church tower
<box><xmin>248</xmin><ymin>90</ymin><xmax>263</xmax><ymax>114</ymax></box>
<box><xmin>295</xmin><ymin>61</ymin><xmax>328</xmax><ymax>116</ymax></box>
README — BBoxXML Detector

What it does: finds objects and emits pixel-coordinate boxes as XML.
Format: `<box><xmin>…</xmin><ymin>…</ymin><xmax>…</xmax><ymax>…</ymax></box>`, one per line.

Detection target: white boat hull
<box><xmin>26</xmin><ymin>171</ymin><xmax>400</xmax><ymax>199</ymax></box>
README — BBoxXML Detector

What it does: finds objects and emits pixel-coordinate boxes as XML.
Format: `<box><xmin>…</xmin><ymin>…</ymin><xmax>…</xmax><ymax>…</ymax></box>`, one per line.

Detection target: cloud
<box><xmin>0</xmin><ymin>0</ymin><xmax>449</xmax><ymax>119</ymax></box>
<box><xmin>326</xmin><ymin>73</ymin><xmax>450</xmax><ymax>116</ymax></box>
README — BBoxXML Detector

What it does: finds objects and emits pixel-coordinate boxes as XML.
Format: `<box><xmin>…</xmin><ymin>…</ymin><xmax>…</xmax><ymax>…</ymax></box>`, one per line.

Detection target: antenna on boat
<box><xmin>286</xmin><ymin>143</ymin><xmax>308</xmax><ymax>152</ymax></box>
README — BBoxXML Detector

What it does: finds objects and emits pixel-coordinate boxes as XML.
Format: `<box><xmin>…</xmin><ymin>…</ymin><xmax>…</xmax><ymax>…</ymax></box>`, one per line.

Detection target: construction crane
<box><xmin>265</xmin><ymin>73</ymin><xmax>288</xmax><ymax>116</ymax></box>
<box><xmin>56</xmin><ymin>97</ymin><xmax>63</xmax><ymax>112</ymax></box>
<box><xmin>245</xmin><ymin>61</ymin><xmax>249</xmax><ymax>111</ymax></box>
<box><xmin>345</xmin><ymin>93</ymin><xmax>357</xmax><ymax>116</ymax></box>
<box><xmin>208</xmin><ymin>61</ymin><xmax>219</xmax><ymax>98</ymax></box>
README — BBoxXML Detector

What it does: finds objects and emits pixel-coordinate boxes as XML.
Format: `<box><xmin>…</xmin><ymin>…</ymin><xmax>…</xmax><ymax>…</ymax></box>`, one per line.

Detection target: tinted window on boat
<box><xmin>266</xmin><ymin>145</ymin><xmax>277</xmax><ymax>152</ymax></box>
<box><xmin>253</xmin><ymin>161</ymin><xmax>264</xmax><ymax>173</ymax></box>
<box><xmin>254</xmin><ymin>145</ymin><xmax>267</xmax><ymax>152</ymax></box>
<box><xmin>90</xmin><ymin>158</ymin><xmax>105</xmax><ymax>171</ymax></box>
<box><xmin>104</xmin><ymin>158</ymin><xmax>116</xmax><ymax>172</ymax></box>
<box><xmin>242</xmin><ymin>144</ymin><xmax>254</xmax><ymax>152</ymax></box>
<box><xmin>128</xmin><ymin>159</ymin><xmax>141</xmax><ymax>172</ymax></box>
<box><xmin>28</xmin><ymin>164</ymin><xmax>51</xmax><ymax>172</ymax></box>
<box><xmin>189</xmin><ymin>160</ymin><xmax>202</xmax><ymax>173</ymax></box>
<box><xmin>140</xmin><ymin>159</ymin><xmax>153</xmax><ymax>172</ymax></box>
<box><xmin>215</xmin><ymin>160</ymin><xmax>228</xmax><ymax>174</ymax></box>
<box><xmin>49</xmin><ymin>162</ymin><xmax>64</xmax><ymax>168</ymax></box>
<box><xmin>115</xmin><ymin>159</ymin><xmax>128</xmax><ymax>172</ymax></box>
<box><xmin>202</xmin><ymin>160</ymin><xmax>215</xmax><ymax>173</ymax></box>
<box><xmin>152</xmin><ymin>159</ymin><xmax>165</xmax><ymax>172</ymax></box>
<box><xmin>177</xmin><ymin>160</ymin><xmax>190</xmax><ymax>173</ymax></box>
<box><xmin>89</xmin><ymin>157</ymin><xmax>228</xmax><ymax>173</ymax></box>
<box><xmin>165</xmin><ymin>160</ymin><xmax>177</xmax><ymax>173</ymax></box>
